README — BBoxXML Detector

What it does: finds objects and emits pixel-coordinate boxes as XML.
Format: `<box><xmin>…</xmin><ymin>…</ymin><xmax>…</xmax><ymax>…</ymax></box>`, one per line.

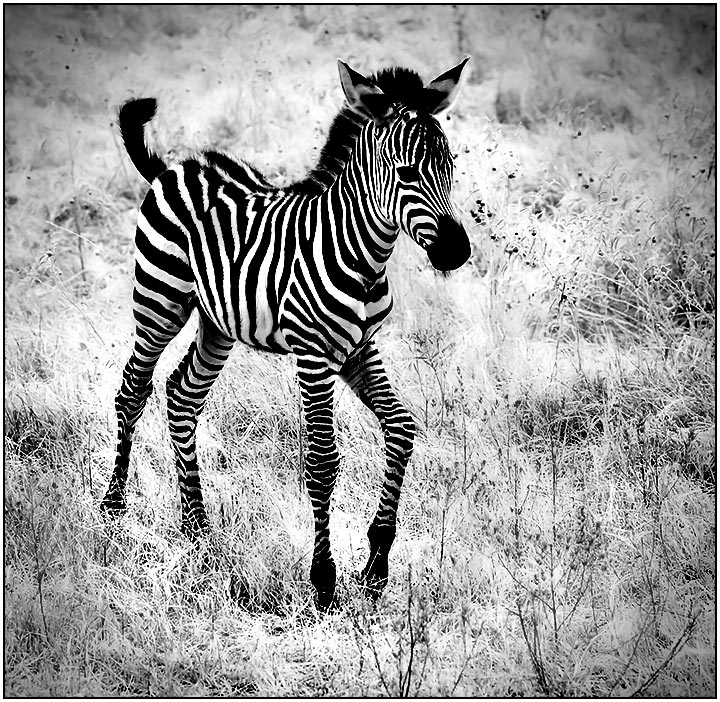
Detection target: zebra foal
<box><xmin>102</xmin><ymin>57</ymin><xmax>471</xmax><ymax>610</ymax></box>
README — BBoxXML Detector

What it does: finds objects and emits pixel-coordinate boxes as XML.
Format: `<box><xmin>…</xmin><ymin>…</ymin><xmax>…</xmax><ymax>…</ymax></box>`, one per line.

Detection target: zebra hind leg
<box><xmin>341</xmin><ymin>341</ymin><xmax>416</xmax><ymax>603</ymax></box>
<box><xmin>101</xmin><ymin>326</ymin><xmax>186</xmax><ymax>517</ymax></box>
<box><xmin>101</xmin><ymin>263</ymin><xmax>193</xmax><ymax>518</ymax></box>
<box><xmin>166</xmin><ymin>315</ymin><xmax>234</xmax><ymax>539</ymax></box>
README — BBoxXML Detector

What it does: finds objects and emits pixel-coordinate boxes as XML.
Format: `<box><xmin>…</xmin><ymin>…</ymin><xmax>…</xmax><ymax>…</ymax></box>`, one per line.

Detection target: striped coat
<box><xmin>102</xmin><ymin>57</ymin><xmax>471</xmax><ymax>610</ymax></box>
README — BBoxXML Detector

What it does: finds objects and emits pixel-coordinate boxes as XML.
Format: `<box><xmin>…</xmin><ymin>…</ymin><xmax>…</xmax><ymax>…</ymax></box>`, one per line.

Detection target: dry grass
<box><xmin>4</xmin><ymin>5</ymin><xmax>716</xmax><ymax>696</ymax></box>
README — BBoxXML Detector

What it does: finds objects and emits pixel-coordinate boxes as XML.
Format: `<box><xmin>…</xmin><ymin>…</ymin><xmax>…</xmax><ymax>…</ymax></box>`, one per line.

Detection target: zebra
<box><xmin>101</xmin><ymin>57</ymin><xmax>471</xmax><ymax>611</ymax></box>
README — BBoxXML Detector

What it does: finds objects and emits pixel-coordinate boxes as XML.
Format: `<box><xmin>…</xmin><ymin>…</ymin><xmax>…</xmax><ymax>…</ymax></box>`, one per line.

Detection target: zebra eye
<box><xmin>397</xmin><ymin>165</ymin><xmax>419</xmax><ymax>182</ymax></box>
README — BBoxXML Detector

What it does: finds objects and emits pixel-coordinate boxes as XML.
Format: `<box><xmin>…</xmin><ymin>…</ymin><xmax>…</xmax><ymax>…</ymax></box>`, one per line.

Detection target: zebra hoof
<box><xmin>310</xmin><ymin>558</ymin><xmax>337</xmax><ymax>613</ymax></box>
<box><xmin>181</xmin><ymin>520</ymin><xmax>211</xmax><ymax>541</ymax></box>
<box><xmin>181</xmin><ymin>509</ymin><xmax>211</xmax><ymax>540</ymax></box>
<box><xmin>315</xmin><ymin>587</ymin><xmax>338</xmax><ymax>613</ymax></box>
<box><xmin>364</xmin><ymin>580</ymin><xmax>387</xmax><ymax>604</ymax></box>
<box><xmin>99</xmin><ymin>495</ymin><xmax>127</xmax><ymax>518</ymax></box>
<box><xmin>354</xmin><ymin>571</ymin><xmax>387</xmax><ymax>604</ymax></box>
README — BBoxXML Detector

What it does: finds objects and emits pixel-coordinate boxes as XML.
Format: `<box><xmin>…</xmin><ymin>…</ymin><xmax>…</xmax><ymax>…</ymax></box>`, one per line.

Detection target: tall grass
<box><xmin>5</xmin><ymin>5</ymin><xmax>715</xmax><ymax>696</ymax></box>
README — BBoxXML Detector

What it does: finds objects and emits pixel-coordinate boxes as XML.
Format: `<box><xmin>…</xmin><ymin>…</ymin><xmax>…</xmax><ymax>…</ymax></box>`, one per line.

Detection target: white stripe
<box><xmin>210</xmin><ymin>204</ymin><xmax>236</xmax><ymax>336</ymax></box>
<box><xmin>135</xmin><ymin>244</ymin><xmax>193</xmax><ymax>294</ymax></box>
<box><xmin>175</xmin><ymin>170</ymin><xmax>225</xmax><ymax>327</ymax></box>
<box><xmin>137</xmin><ymin>210</ymin><xmax>186</xmax><ymax>261</ymax></box>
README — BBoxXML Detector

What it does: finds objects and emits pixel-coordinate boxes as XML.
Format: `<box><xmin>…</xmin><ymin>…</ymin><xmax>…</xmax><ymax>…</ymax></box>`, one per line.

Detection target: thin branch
<box><xmin>632</xmin><ymin>612</ymin><xmax>698</xmax><ymax>696</ymax></box>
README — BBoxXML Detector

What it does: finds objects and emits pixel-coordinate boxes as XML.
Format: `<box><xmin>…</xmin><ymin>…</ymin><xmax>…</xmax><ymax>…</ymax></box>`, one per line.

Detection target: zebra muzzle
<box><xmin>426</xmin><ymin>215</ymin><xmax>471</xmax><ymax>271</ymax></box>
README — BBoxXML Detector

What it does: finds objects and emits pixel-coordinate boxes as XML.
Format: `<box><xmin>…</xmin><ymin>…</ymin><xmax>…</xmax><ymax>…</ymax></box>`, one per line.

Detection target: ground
<box><xmin>4</xmin><ymin>5</ymin><xmax>716</xmax><ymax>696</ymax></box>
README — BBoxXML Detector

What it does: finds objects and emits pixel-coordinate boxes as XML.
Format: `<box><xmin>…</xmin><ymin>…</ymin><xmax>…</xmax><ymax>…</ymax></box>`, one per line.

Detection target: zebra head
<box><xmin>338</xmin><ymin>58</ymin><xmax>472</xmax><ymax>272</ymax></box>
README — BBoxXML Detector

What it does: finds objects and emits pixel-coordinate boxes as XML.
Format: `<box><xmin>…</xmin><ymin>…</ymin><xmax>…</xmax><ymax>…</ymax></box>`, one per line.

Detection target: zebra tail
<box><xmin>118</xmin><ymin>98</ymin><xmax>167</xmax><ymax>183</ymax></box>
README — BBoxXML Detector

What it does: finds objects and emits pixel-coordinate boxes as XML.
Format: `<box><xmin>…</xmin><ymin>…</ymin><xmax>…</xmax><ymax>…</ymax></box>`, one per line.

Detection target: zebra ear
<box><xmin>423</xmin><ymin>56</ymin><xmax>471</xmax><ymax>115</ymax></box>
<box><xmin>337</xmin><ymin>59</ymin><xmax>392</xmax><ymax>123</ymax></box>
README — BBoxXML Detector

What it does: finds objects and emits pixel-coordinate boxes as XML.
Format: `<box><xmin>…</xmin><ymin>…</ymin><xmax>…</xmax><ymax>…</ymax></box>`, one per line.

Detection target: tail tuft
<box><xmin>118</xmin><ymin>98</ymin><xmax>167</xmax><ymax>183</ymax></box>
<box><xmin>119</xmin><ymin>97</ymin><xmax>158</xmax><ymax>127</ymax></box>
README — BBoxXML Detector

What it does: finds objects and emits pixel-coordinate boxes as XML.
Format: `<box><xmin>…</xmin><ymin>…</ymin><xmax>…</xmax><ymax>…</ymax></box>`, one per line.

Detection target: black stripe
<box><xmin>135</xmin><ymin>227</ymin><xmax>193</xmax><ymax>282</ymax></box>
<box><xmin>142</xmin><ymin>187</ymin><xmax>187</xmax><ymax>253</ymax></box>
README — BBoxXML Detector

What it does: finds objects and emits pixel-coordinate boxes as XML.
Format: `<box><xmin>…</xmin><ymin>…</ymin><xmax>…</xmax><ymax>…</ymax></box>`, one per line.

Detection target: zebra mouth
<box><xmin>426</xmin><ymin>216</ymin><xmax>471</xmax><ymax>271</ymax></box>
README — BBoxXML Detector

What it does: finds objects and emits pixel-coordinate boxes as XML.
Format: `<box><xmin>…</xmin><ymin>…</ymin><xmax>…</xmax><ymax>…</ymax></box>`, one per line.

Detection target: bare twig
<box><xmin>632</xmin><ymin>611</ymin><xmax>698</xmax><ymax>696</ymax></box>
<box><xmin>517</xmin><ymin>599</ymin><xmax>550</xmax><ymax>694</ymax></box>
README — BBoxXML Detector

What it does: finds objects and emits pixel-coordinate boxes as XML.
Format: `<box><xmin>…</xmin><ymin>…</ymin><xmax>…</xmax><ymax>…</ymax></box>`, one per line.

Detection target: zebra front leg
<box><xmin>297</xmin><ymin>357</ymin><xmax>341</xmax><ymax>612</ymax></box>
<box><xmin>166</xmin><ymin>317</ymin><xmax>234</xmax><ymax>538</ymax></box>
<box><xmin>342</xmin><ymin>341</ymin><xmax>416</xmax><ymax>602</ymax></box>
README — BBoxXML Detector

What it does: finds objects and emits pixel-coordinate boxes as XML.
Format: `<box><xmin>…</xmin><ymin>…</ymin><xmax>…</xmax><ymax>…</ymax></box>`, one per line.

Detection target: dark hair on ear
<box><xmin>362</xmin><ymin>93</ymin><xmax>393</xmax><ymax>119</ymax></box>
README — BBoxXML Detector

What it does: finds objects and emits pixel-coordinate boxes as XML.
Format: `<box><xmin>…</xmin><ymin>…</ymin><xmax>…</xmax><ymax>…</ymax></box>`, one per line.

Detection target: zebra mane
<box><xmin>287</xmin><ymin>107</ymin><xmax>366</xmax><ymax>195</ymax></box>
<box><xmin>287</xmin><ymin>66</ymin><xmax>426</xmax><ymax>196</ymax></box>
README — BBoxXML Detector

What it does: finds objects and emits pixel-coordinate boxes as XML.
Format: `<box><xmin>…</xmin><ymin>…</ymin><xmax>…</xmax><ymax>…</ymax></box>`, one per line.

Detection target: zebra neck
<box><xmin>316</xmin><ymin>149</ymin><xmax>398</xmax><ymax>280</ymax></box>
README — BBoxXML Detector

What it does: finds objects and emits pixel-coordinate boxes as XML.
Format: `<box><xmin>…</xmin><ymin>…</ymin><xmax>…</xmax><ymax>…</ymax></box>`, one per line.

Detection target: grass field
<box><xmin>4</xmin><ymin>5</ymin><xmax>716</xmax><ymax>696</ymax></box>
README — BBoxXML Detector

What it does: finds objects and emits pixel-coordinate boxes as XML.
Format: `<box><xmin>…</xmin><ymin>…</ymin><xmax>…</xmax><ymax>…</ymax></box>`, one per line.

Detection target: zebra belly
<box><xmin>278</xmin><ymin>261</ymin><xmax>394</xmax><ymax>366</ymax></box>
<box><xmin>199</xmin><ymin>272</ymin><xmax>391</xmax><ymax>359</ymax></box>
<box><xmin>192</xmin><ymin>266</ymin><xmax>292</xmax><ymax>354</ymax></box>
